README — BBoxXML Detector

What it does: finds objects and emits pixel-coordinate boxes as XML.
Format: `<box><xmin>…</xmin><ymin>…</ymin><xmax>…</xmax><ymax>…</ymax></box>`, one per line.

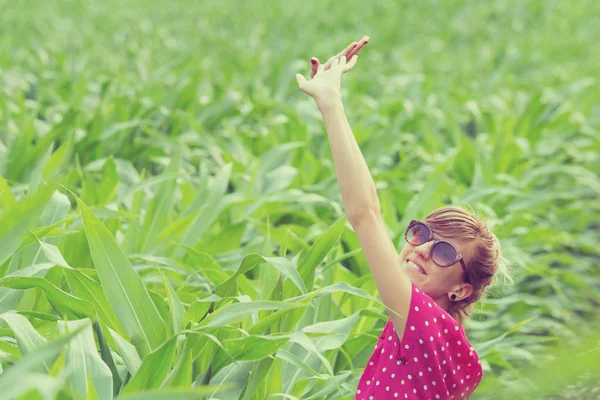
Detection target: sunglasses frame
<box><xmin>405</xmin><ymin>220</ymin><xmax>468</xmax><ymax>279</ymax></box>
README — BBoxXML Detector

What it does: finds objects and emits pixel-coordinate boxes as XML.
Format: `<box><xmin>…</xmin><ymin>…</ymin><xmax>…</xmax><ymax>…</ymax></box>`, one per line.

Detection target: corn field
<box><xmin>0</xmin><ymin>0</ymin><xmax>599</xmax><ymax>399</ymax></box>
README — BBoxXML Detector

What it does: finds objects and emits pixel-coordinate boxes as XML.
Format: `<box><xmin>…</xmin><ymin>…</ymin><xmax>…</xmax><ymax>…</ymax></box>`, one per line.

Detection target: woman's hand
<box><xmin>310</xmin><ymin>36</ymin><xmax>370</xmax><ymax>78</ymax></box>
<box><xmin>296</xmin><ymin>55</ymin><xmax>359</xmax><ymax>105</ymax></box>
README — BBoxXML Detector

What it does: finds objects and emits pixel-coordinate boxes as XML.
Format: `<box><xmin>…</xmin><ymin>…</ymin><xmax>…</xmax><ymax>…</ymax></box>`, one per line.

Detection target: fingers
<box><xmin>310</xmin><ymin>57</ymin><xmax>320</xmax><ymax>78</ymax></box>
<box><xmin>338</xmin><ymin>42</ymin><xmax>358</xmax><ymax>58</ymax></box>
<box><xmin>342</xmin><ymin>55</ymin><xmax>358</xmax><ymax>73</ymax></box>
<box><xmin>308</xmin><ymin>36</ymin><xmax>369</xmax><ymax>77</ymax></box>
<box><xmin>347</xmin><ymin>36</ymin><xmax>369</xmax><ymax>59</ymax></box>
<box><xmin>295</xmin><ymin>73</ymin><xmax>306</xmax><ymax>88</ymax></box>
<box><xmin>325</xmin><ymin>55</ymin><xmax>337</xmax><ymax>67</ymax></box>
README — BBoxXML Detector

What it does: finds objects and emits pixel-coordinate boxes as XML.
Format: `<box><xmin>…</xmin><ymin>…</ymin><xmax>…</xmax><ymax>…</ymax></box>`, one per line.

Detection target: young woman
<box><xmin>296</xmin><ymin>37</ymin><xmax>505</xmax><ymax>399</ymax></box>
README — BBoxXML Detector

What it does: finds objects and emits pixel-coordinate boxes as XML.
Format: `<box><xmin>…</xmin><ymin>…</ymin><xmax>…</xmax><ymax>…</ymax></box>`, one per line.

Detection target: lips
<box><xmin>407</xmin><ymin>258</ymin><xmax>427</xmax><ymax>275</ymax></box>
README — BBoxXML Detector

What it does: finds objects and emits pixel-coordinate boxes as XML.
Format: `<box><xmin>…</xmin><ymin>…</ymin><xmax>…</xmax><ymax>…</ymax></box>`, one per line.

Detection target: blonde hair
<box><xmin>424</xmin><ymin>205</ymin><xmax>511</xmax><ymax>325</ymax></box>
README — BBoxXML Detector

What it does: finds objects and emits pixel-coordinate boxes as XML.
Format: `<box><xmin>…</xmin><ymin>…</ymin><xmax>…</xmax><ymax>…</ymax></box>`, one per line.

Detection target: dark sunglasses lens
<box><xmin>432</xmin><ymin>241</ymin><xmax>458</xmax><ymax>267</ymax></box>
<box><xmin>407</xmin><ymin>223</ymin><xmax>430</xmax><ymax>245</ymax></box>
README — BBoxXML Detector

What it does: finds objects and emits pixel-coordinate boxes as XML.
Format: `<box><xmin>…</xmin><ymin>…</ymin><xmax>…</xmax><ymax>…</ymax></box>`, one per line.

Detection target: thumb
<box><xmin>295</xmin><ymin>73</ymin><xmax>307</xmax><ymax>88</ymax></box>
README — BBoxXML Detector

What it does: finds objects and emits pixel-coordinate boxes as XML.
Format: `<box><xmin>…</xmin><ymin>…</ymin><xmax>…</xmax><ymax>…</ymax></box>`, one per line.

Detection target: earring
<box><xmin>450</xmin><ymin>293</ymin><xmax>457</xmax><ymax>301</ymax></box>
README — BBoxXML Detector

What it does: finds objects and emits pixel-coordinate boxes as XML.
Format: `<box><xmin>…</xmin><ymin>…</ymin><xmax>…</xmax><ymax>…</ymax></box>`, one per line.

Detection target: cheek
<box><xmin>437</xmin><ymin>264</ymin><xmax>462</xmax><ymax>282</ymax></box>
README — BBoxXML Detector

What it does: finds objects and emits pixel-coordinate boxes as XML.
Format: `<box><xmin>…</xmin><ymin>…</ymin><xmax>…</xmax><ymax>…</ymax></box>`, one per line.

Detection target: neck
<box><xmin>433</xmin><ymin>294</ymin><xmax>452</xmax><ymax>313</ymax></box>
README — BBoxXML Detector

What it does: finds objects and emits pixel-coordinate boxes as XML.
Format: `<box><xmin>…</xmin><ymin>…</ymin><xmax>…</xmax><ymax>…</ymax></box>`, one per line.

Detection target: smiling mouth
<box><xmin>406</xmin><ymin>259</ymin><xmax>427</xmax><ymax>275</ymax></box>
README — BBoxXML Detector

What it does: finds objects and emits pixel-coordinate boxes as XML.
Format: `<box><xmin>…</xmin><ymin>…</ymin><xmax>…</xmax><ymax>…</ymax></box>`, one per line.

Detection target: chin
<box><xmin>405</xmin><ymin>267</ymin><xmax>423</xmax><ymax>284</ymax></box>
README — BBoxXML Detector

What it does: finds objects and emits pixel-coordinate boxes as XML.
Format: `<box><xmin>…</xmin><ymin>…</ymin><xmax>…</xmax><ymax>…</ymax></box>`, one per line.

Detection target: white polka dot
<box><xmin>443</xmin><ymin>360</ymin><xmax>447</xmax><ymax>365</ymax></box>
<box><xmin>357</xmin><ymin>389</ymin><xmax>361</xmax><ymax>394</ymax></box>
<box><xmin>425</xmin><ymin>321</ymin><xmax>429</xmax><ymax>326</ymax></box>
<box><xmin>438</xmin><ymin>332</ymin><xmax>441</xmax><ymax>337</ymax></box>
<box><xmin>394</xmin><ymin>394</ymin><xmax>398</xmax><ymax>398</ymax></box>
<box><xmin>444</xmin><ymin>329</ymin><xmax>448</xmax><ymax>333</ymax></box>
<box><xmin>401</xmin><ymin>380</ymin><xmax>405</xmax><ymax>384</ymax></box>
<box><xmin>434</xmin><ymin>351</ymin><xmax>437</xmax><ymax>355</ymax></box>
<box><xmin>405</xmin><ymin>344</ymin><xmax>410</xmax><ymax>349</ymax></box>
<box><xmin>413</xmin><ymin>389</ymin><xmax>417</xmax><ymax>393</ymax></box>
<box><xmin>381</xmin><ymin>348</ymin><xmax>385</xmax><ymax>353</ymax></box>
<box><xmin>391</xmin><ymin>373</ymin><xmax>396</xmax><ymax>378</ymax></box>
<box><xmin>424</xmin><ymin>353</ymin><xmax>429</xmax><ymax>358</ymax></box>
<box><xmin>457</xmin><ymin>340</ymin><xmax>462</xmax><ymax>345</ymax></box>
<box><xmin>405</xmin><ymin>394</ymin><xmax>408</xmax><ymax>399</ymax></box>
<box><xmin>434</xmin><ymin>317</ymin><xmax>437</xmax><ymax>322</ymax></box>
<box><xmin>436</xmin><ymin>395</ymin><xmax>440</xmax><ymax>399</ymax></box>
<box><xmin>453</xmin><ymin>370</ymin><xmax>456</xmax><ymax>375</ymax></box>
<box><xmin>444</xmin><ymin>373</ymin><xmax>447</xmax><ymax>378</ymax></box>
<box><xmin>386</xmin><ymin>386</ymin><xmax>390</xmax><ymax>391</ymax></box>
<box><xmin>397</xmin><ymin>360</ymin><xmax>401</xmax><ymax>365</ymax></box>
<box><xmin>382</xmin><ymin>367</ymin><xmax>387</xmax><ymax>372</ymax></box>
<box><xmin>468</xmin><ymin>363</ymin><xmax>472</xmax><ymax>367</ymax></box>
<box><xmin>389</xmin><ymin>355</ymin><xmax>393</xmax><ymax>359</ymax></box>
<box><xmin>369</xmin><ymin>362</ymin><xmax>374</xmax><ymax>366</ymax></box>
<box><xmin>414</xmin><ymin>357</ymin><xmax>418</xmax><ymax>362</ymax></box>
<box><xmin>432</xmin><ymin>381</ymin><xmax>436</xmax><ymax>386</ymax></box>
<box><xmin>428</xmin><ymin>367</ymin><xmax>433</xmax><ymax>372</ymax></box>
<box><xmin>428</xmin><ymin>302</ymin><xmax>432</xmax><ymax>307</ymax></box>
<box><xmin>461</xmin><ymin>393</ymin><xmax>464</xmax><ymax>397</ymax></box>
<box><xmin>415</xmin><ymin>306</ymin><xmax>419</xmax><ymax>311</ymax></box>
<box><xmin>453</xmin><ymin>383</ymin><xmax>456</xmax><ymax>388</ymax></box>
<box><xmin>441</xmin><ymin>347</ymin><xmax>445</xmax><ymax>351</ymax></box>
<box><xmin>457</xmin><ymin>366</ymin><xmax>461</xmax><ymax>370</ymax></box>
<box><xmin>376</xmin><ymin>381</ymin><xmax>380</xmax><ymax>386</ymax></box>
<box><xmin>469</xmin><ymin>352</ymin><xmax>473</xmax><ymax>356</ymax></box>
<box><xmin>408</xmin><ymin>374</ymin><xmax>412</xmax><ymax>380</ymax></box>
<box><xmin>367</xmin><ymin>380</ymin><xmax>371</xmax><ymax>385</ymax></box>
<box><xmin>446</xmin><ymin>342</ymin><xmax>449</xmax><ymax>347</ymax></box>
<box><xmin>419</xmin><ymin>339</ymin><xmax>424</xmax><ymax>344</ymax></box>
<box><xmin>442</xmin><ymin>314</ymin><xmax>446</xmax><ymax>319</ymax></box>
<box><xmin>458</xmin><ymin>353</ymin><xmax>462</xmax><ymax>357</ymax></box>
<box><xmin>424</xmin><ymin>385</ymin><xmax>428</xmax><ymax>390</ymax></box>
<box><xmin>416</xmin><ymin>288</ymin><xmax>420</xmax><ymax>292</ymax></box>
<box><xmin>419</xmin><ymin>371</ymin><xmax>423</xmax><ymax>376</ymax></box>
<box><xmin>388</xmin><ymin>335</ymin><xmax>393</xmax><ymax>340</ymax></box>
<box><xmin>369</xmin><ymin>396</ymin><xmax>373</xmax><ymax>400</ymax></box>
<box><xmin>461</xmin><ymin>379</ymin><xmax>464</xmax><ymax>384</ymax></box>
<box><xmin>478</xmin><ymin>372</ymin><xmax>481</xmax><ymax>376</ymax></box>
<box><xmin>411</xmin><ymin>326</ymin><xmax>415</xmax><ymax>331</ymax></box>
<box><xmin>466</xmin><ymin>375</ymin><xmax>470</xmax><ymax>379</ymax></box>
<box><xmin>430</xmin><ymin>336</ymin><xmax>434</xmax><ymax>341</ymax></box>
<box><xmin>455</xmin><ymin>326</ymin><xmax>459</xmax><ymax>331</ymax></box>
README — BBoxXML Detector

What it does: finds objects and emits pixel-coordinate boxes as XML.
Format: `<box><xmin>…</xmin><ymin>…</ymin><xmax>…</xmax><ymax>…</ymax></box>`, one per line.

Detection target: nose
<box><xmin>414</xmin><ymin>240</ymin><xmax>433</xmax><ymax>260</ymax></box>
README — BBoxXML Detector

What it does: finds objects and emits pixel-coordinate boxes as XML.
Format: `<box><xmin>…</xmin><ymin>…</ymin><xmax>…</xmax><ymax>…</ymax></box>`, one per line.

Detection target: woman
<box><xmin>296</xmin><ymin>37</ymin><xmax>505</xmax><ymax>399</ymax></box>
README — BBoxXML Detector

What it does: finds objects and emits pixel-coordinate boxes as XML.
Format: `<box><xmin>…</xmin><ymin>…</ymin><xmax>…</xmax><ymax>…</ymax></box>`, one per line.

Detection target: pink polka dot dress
<box><xmin>355</xmin><ymin>282</ymin><xmax>483</xmax><ymax>400</ymax></box>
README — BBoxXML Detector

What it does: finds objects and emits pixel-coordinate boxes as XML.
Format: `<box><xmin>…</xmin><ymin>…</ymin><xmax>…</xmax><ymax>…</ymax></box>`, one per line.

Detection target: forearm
<box><xmin>316</xmin><ymin>95</ymin><xmax>379</xmax><ymax>218</ymax></box>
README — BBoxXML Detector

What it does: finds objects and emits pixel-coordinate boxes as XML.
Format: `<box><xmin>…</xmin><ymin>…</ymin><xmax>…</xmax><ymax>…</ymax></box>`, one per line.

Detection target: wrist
<box><xmin>315</xmin><ymin>90</ymin><xmax>343</xmax><ymax>111</ymax></box>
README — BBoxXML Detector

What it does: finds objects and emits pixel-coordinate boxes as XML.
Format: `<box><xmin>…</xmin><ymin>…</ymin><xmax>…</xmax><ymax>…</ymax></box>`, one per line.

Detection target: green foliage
<box><xmin>0</xmin><ymin>0</ymin><xmax>598</xmax><ymax>398</ymax></box>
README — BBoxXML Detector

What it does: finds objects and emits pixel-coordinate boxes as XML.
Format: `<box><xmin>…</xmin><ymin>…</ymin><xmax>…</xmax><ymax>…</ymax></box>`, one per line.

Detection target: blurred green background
<box><xmin>0</xmin><ymin>0</ymin><xmax>599</xmax><ymax>399</ymax></box>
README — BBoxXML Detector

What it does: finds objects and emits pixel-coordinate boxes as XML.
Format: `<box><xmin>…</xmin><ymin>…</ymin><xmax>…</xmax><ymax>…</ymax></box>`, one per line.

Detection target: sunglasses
<box><xmin>404</xmin><ymin>220</ymin><xmax>468</xmax><ymax>279</ymax></box>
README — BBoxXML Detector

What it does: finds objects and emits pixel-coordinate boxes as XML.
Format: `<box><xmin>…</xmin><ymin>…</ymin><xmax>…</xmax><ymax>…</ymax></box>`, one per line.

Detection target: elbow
<box><xmin>347</xmin><ymin>202</ymin><xmax>381</xmax><ymax>227</ymax></box>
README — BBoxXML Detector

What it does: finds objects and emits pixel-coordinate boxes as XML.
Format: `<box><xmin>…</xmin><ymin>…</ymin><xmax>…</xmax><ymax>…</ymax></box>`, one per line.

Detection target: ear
<box><xmin>457</xmin><ymin>284</ymin><xmax>473</xmax><ymax>301</ymax></box>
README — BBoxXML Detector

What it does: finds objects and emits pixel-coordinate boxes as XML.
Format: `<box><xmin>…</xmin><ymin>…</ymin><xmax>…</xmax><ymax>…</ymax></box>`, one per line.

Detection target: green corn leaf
<box><xmin>121</xmin><ymin>335</ymin><xmax>178</xmax><ymax>394</ymax></box>
<box><xmin>0</xmin><ymin>184</ymin><xmax>55</xmax><ymax>266</ymax></box>
<box><xmin>0</xmin><ymin>277</ymin><xmax>97</xmax><ymax>319</ymax></box>
<box><xmin>0</xmin><ymin>324</ymin><xmax>85</xmax><ymax>397</ymax></box>
<box><xmin>57</xmin><ymin>318</ymin><xmax>113</xmax><ymax>400</ymax></box>
<box><xmin>108</xmin><ymin>327</ymin><xmax>142</xmax><ymax>376</ymax></box>
<box><xmin>77</xmin><ymin>196</ymin><xmax>167</xmax><ymax>357</ymax></box>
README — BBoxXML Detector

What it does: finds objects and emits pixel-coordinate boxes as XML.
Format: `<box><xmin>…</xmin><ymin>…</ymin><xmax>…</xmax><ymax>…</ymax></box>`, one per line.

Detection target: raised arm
<box><xmin>296</xmin><ymin>40</ymin><xmax>413</xmax><ymax>338</ymax></box>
